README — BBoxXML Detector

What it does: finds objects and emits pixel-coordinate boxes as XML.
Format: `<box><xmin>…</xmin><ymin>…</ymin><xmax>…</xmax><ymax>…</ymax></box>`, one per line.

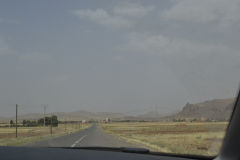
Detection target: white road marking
<box><xmin>71</xmin><ymin>135</ymin><xmax>87</xmax><ymax>147</ymax></box>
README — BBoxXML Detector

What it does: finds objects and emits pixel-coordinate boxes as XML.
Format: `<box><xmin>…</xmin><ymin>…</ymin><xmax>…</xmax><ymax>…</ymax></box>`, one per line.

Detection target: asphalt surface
<box><xmin>28</xmin><ymin>123</ymin><xmax>136</xmax><ymax>148</ymax></box>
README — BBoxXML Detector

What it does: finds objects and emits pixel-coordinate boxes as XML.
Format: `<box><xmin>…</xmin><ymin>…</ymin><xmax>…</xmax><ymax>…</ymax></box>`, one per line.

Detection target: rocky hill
<box><xmin>169</xmin><ymin>98</ymin><xmax>235</xmax><ymax>121</ymax></box>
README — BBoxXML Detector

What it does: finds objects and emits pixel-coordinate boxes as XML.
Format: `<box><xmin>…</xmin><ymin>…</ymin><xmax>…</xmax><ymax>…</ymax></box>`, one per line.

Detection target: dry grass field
<box><xmin>100</xmin><ymin>122</ymin><xmax>228</xmax><ymax>156</ymax></box>
<box><xmin>0</xmin><ymin>123</ymin><xmax>91</xmax><ymax>146</ymax></box>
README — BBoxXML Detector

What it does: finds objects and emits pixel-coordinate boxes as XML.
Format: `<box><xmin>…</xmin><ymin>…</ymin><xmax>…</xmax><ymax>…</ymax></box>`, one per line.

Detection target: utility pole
<box><xmin>50</xmin><ymin>115</ymin><xmax>53</xmax><ymax>136</ymax></box>
<box><xmin>44</xmin><ymin>105</ymin><xmax>46</xmax><ymax>127</ymax></box>
<box><xmin>16</xmin><ymin>104</ymin><xmax>18</xmax><ymax>138</ymax></box>
<box><xmin>64</xmin><ymin>118</ymin><xmax>66</xmax><ymax>132</ymax></box>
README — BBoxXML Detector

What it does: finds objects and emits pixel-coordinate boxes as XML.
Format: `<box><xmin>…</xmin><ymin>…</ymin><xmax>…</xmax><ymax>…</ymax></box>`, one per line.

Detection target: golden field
<box><xmin>0</xmin><ymin>123</ymin><xmax>91</xmax><ymax>146</ymax></box>
<box><xmin>100</xmin><ymin>122</ymin><xmax>228</xmax><ymax>156</ymax></box>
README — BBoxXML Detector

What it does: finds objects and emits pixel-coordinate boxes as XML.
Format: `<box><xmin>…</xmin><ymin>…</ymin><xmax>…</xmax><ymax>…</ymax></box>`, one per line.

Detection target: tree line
<box><xmin>10</xmin><ymin>115</ymin><xmax>58</xmax><ymax>127</ymax></box>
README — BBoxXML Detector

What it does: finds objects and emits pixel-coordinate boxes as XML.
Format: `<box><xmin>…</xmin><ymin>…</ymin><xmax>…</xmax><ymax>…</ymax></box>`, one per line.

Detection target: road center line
<box><xmin>71</xmin><ymin>135</ymin><xmax>87</xmax><ymax>147</ymax></box>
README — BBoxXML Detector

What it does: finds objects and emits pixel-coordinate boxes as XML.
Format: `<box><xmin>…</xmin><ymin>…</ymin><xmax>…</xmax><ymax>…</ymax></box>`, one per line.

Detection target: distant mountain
<box><xmin>167</xmin><ymin>98</ymin><xmax>235</xmax><ymax>121</ymax></box>
<box><xmin>137</xmin><ymin>111</ymin><xmax>163</xmax><ymax>119</ymax></box>
<box><xmin>51</xmin><ymin>110</ymin><xmax>126</xmax><ymax>121</ymax></box>
<box><xmin>0</xmin><ymin>98</ymin><xmax>235</xmax><ymax>122</ymax></box>
<box><xmin>0</xmin><ymin>110</ymin><xmax>126</xmax><ymax>121</ymax></box>
<box><xmin>0</xmin><ymin>117</ymin><xmax>7</xmax><ymax>121</ymax></box>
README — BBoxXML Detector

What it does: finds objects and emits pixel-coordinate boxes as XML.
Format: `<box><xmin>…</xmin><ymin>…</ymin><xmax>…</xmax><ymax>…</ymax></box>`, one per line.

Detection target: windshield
<box><xmin>0</xmin><ymin>0</ymin><xmax>239</xmax><ymax>157</ymax></box>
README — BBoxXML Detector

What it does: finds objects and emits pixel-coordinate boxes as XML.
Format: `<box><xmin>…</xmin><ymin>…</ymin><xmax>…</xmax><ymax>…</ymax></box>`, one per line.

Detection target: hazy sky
<box><xmin>0</xmin><ymin>0</ymin><xmax>239</xmax><ymax>117</ymax></box>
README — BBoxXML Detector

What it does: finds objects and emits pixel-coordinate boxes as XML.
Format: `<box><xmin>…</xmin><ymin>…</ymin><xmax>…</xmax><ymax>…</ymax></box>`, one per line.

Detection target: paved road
<box><xmin>28</xmin><ymin>123</ymin><xmax>136</xmax><ymax>148</ymax></box>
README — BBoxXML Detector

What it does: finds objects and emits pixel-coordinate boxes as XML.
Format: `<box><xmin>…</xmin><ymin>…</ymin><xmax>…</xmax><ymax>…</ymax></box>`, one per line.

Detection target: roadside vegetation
<box><xmin>0</xmin><ymin>123</ymin><xmax>91</xmax><ymax>146</ymax></box>
<box><xmin>100</xmin><ymin>122</ymin><xmax>228</xmax><ymax>156</ymax></box>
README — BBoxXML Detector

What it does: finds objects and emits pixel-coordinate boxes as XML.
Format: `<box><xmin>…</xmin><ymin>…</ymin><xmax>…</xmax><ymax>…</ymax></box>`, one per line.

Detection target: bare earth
<box><xmin>100</xmin><ymin>122</ymin><xmax>228</xmax><ymax>156</ymax></box>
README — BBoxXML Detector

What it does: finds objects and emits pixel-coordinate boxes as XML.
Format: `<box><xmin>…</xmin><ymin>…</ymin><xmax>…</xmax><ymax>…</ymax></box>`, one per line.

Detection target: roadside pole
<box><xmin>16</xmin><ymin>104</ymin><xmax>18</xmax><ymax>138</ymax></box>
<box><xmin>44</xmin><ymin>105</ymin><xmax>46</xmax><ymax>127</ymax></box>
<box><xmin>50</xmin><ymin>116</ymin><xmax>53</xmax><ymax>136</ymax></box>
<box><xmin>65</xmin><ymin>119</ymin><xmax>66</xmax><ymax>132</ymax></box>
